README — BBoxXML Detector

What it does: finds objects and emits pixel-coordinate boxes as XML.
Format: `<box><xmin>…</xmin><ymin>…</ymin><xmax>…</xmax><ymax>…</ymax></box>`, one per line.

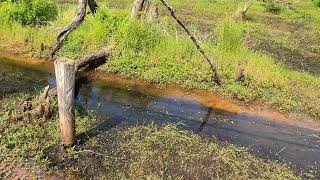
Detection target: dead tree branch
<box><xmin>88</xmin><ymin>0</ymin><xmax>98</xmax><ymax>14</ymax></box>
<box><xmin>159</xmin><ymin>0</ymin><xmax>222</xmax><ymax>85</ymax></box>
<box><xmin>51</xmin><ymin>0</ymin><xmax>99</xmax><ymax>58</ymax></box>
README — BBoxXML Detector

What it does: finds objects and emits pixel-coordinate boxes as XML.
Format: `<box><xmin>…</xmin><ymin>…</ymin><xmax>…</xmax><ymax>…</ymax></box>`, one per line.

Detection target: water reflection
<box><xmin>75</xmin><ymin>79</ymin><xmax>320</xmax><ymax>173</ymax></box>
<box><xmin>196</xmin><ymin>107</ymin><xmax>213</xmax><ymax>133</ymax></box>
<box><xmin>0</xmin><ymin>57</ymin><xmax>54</xmax><ymax>97</ymax></box>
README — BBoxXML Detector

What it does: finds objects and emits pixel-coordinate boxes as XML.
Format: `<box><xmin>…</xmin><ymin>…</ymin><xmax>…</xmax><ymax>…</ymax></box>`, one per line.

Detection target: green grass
<box><xmin>0</xmin><ymin>91</ymin><xmax>96</xmax><ymax>177</ymax></box>
<box><xmin>0</xmin><ymin>0</ymin><xmax>320</xmax><ymax>120</ymax></box>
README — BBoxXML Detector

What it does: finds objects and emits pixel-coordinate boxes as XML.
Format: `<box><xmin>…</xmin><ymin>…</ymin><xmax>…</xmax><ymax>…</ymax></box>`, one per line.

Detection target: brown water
<box><xmin>0</xmin><ymin>56</ymin><xmax>319</xmax><ymax>175</ymax></box>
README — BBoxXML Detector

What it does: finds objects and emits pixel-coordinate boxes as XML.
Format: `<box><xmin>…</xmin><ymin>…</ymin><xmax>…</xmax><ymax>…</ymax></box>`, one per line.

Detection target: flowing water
<box><xmin>0</xmin><ymin>56</ymin><xmax>319</xmax><ymax>175</ymax></box>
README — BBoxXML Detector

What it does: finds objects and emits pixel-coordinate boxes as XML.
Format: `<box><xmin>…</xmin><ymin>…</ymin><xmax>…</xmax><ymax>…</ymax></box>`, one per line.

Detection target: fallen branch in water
<box><xmin>159</xmin><ymin>0</ymin><xmax>222</xmax><ymax>86</ymax></box>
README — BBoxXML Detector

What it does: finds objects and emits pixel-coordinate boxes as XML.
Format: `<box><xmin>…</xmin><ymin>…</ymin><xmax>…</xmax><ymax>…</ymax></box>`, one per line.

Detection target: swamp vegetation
<box><xmin>0</xmin><ymin>0</ymin><xmax>320</xmax><ymax>179</ymax></box>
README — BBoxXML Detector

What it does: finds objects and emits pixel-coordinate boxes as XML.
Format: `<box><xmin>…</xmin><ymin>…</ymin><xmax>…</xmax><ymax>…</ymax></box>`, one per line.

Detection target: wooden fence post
<box><xmin>54</xmin><ymin>59</ymin><xmax>76</xmax><ymax>145</ymax></box>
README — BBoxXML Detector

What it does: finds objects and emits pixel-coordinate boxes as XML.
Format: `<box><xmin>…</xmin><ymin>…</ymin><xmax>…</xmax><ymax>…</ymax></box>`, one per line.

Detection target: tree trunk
<box><xmin>145</xmin><ymin>0</ymin><xmax>159</xmax><ymax>22</ymax></box>
<box><xmin>131</xmin><ymin>0</ymin><xmax>158</xmax><ymax>21</ymax></box>
<box><xmin>235</xmin><ymin>0</ymin><xmax>253</xmax><ymax>20</ymax></box>
<box><xmin>54</xmin><ymin>59</ymin><xmax>76</xmax><ymax>145</ymax></box>
<box><xmin>131</xmin><ymin>0</ymin><xmax>145</xmax><ymax>19</ymax></box>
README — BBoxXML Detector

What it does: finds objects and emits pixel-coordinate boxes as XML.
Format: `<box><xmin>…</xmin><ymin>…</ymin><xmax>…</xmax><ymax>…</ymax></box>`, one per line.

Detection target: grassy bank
<box><xmin>0</xmin><ymin>0</ymin><xmax>320</xmax><ymax>120</ymax></box>
<box><xmin>0</xmin><ymin>91</ymin><xmax>300</xmax><ymax>179</ymax></box>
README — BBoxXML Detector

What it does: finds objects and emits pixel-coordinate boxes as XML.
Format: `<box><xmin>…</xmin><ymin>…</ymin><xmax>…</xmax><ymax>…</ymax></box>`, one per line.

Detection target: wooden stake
<box><xmin>54</xmin><ymin>59</ymin><xmax>76</xmax><ymax>145</ymax></box>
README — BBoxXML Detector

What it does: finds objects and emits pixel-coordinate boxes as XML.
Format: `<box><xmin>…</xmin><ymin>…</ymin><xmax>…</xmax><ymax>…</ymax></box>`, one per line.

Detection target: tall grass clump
<box><xmin>312</xmin><ymin>0</ymin><xmax>320</xmax><ymax>7</ymax></box>
<box><xmin>264</xmin><ymin>1</ymin><xmax>282</xmax><ymax>14</ymax></box>
<box><xmin>217</xmin><ymin>19</ymin><xmax>244</xmax><ymax>53</ymax></box>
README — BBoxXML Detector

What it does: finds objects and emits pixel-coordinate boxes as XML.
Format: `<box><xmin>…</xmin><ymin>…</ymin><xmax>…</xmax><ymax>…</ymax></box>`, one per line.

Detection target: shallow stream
<box><xmin>0</xmin><ymin>56</ymin><xmax>319</xmax><ymax>174</ymax></box>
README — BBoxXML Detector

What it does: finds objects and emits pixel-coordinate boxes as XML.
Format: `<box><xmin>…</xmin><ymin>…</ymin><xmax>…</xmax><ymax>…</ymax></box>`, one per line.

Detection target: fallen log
<box><xmin>159</xmin><ymin>0</ymin><xmax>222</xmax><ymax>86</ymax></box>
<box><xmin>75</xmin><ymin>48</ymin><xmax>111</xmax><ymax>72</ymax></box>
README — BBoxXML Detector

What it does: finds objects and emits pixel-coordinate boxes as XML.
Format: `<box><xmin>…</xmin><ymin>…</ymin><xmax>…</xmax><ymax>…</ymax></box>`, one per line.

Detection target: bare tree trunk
<box><xmin>144</xmin><ymin>0</ymin><xmax>159</xmax><ymax>22</ymax></box>
<box><xmin>131</xmin><ymin>0</ymin><xmax>158</xmax><ymax>21</ymax></box>
<box><xmin>131</xmin><ymin>0</ymin><xmax>145</xmax><ymax>19</ymax></box>
<box><xmin>51</xmin><ymin>0</ymin><xmax>99</xmax><ymax>58</ymax></box>
<box><xmin>159</xmin><ymin>0</ymin><xmax>222</xmax><ymax>85</ymax></box>
<box><xmin>235</xmin><ymin>0</ymin><xmax>253</xmax><ymax>20</ymax></box>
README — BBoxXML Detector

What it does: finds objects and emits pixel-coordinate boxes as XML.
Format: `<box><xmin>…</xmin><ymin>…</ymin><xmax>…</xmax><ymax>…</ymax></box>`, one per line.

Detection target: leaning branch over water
<box><xmin>159</xmin><ymin>0</ymin><xmax>222</xmax><ymax>85</ymax></box>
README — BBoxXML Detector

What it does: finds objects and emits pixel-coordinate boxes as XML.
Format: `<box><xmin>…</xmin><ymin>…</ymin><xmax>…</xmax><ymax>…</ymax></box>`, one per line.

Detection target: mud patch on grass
<box><xmin>249</xmin><ymin>39</ymin><xmax>320</xmax><ymax>75</ymax></box>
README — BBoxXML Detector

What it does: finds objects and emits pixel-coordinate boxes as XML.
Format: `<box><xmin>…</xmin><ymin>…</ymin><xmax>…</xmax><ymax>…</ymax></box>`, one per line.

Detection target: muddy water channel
<box><xmin>1</xmin><ymin>56</ymin><xmax>320</xmax><ymax>174</ymax></box>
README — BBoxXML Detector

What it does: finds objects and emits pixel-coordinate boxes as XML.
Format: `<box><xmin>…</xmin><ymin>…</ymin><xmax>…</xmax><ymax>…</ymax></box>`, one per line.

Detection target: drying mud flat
<box><xmin>0</xmin><ymin>55</ymin><xmax>319</xmax><ymax>178</ymax></box>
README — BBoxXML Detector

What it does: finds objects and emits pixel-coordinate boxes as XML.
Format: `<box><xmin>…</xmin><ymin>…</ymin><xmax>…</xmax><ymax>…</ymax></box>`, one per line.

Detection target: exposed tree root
<box><xmin>8</xmin><ymin>86</ymin><xmax>57</xmax><ymax>126</ymax></box>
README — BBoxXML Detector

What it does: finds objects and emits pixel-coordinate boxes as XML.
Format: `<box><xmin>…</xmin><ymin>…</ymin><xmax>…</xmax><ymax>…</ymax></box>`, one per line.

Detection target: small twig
<box><xmin>275</xmin><ymin>145</ymin><xmax>287</xmax><ymax>156</ymax></box>
<box><xmin>77</xmin><ymin>150</ymin><xmax>104</xmax><ymax>156</ymax></box>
